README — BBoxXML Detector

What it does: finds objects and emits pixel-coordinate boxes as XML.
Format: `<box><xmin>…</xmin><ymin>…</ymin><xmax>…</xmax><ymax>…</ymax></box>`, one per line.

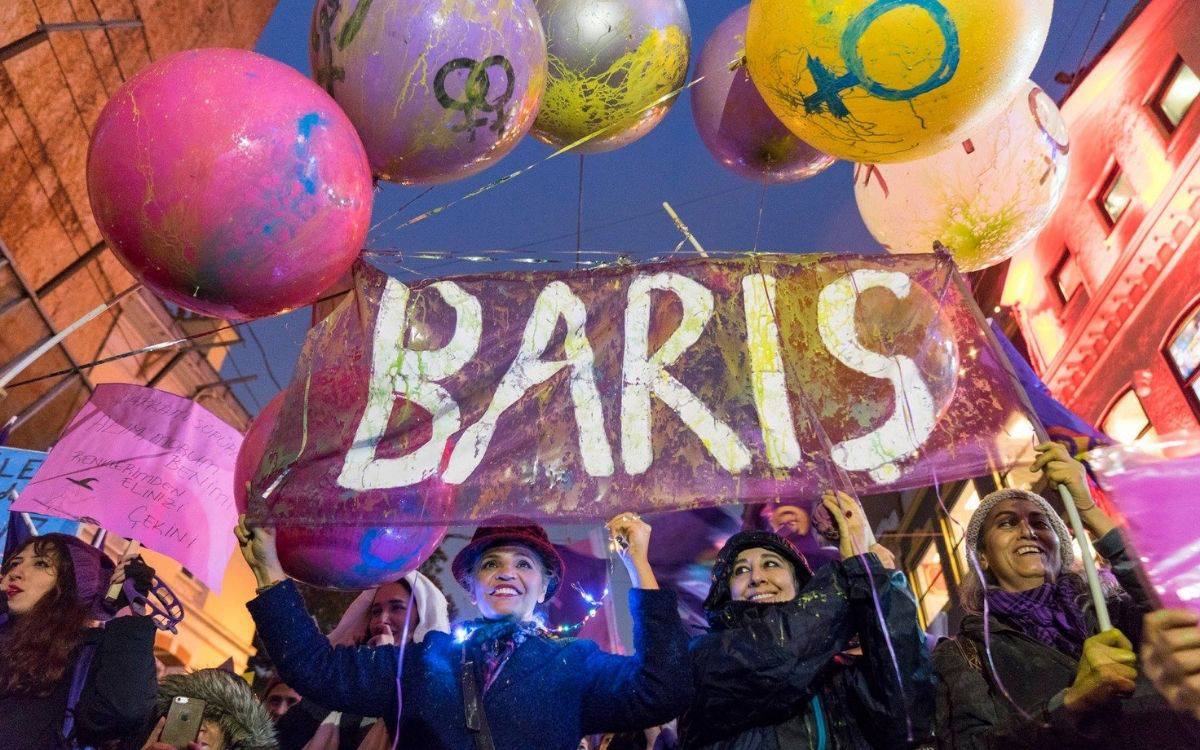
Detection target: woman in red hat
<box><xmin>238</xmin><ymin>512</ymin><xmax>692</xmax><ymax>750</ymax></box>
<box><xmin>0</xmin><ymin>533</ymin><xmax>159</xmax><ymax>750</ymax></box>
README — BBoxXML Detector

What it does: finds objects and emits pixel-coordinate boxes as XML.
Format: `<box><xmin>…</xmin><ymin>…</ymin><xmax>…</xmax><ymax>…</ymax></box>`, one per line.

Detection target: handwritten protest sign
<box><xmin>14</xmin><ymin>385</ymin><xmax>242</xmax><ymax>589</ymax></box>
<box><xmin>0</xmin><ymin>447</ymin><xmax>78</xmax><ymax>546</ymax></box>
<box><xmin>249</xmin><ymin>254</ymin><xmax>1038</xmax><ymax>527</ymax></box>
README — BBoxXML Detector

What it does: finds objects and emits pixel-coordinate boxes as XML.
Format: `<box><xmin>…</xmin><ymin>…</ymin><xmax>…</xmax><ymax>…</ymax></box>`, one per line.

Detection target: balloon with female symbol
<box><xmin>531</xmin><ymin>0</ymin><xmax>691</xmax><ymax>153</ymax></box>
<box><xmin>310</xmin><ymin>0</ymin><xmax>547</xmax><ymax>184</ymax></box>
<box><xmin>855</xmin><ymin>81</ymin><xmax>1070</xmax><ymax>272</ymax></box>
<box><xmin>692</xmin><ymin>5</ymin><xmax>834</xmax><ymax>183</ymax></box>
<box><xmin>236</xmin><ymin>391</ymin><xmax>449</xmax><ymax>589</ymax></box>
<box><xmin>745</xmin><ymin>0</ymin><xmax>1052</xmax><ymax>163</ymax></box>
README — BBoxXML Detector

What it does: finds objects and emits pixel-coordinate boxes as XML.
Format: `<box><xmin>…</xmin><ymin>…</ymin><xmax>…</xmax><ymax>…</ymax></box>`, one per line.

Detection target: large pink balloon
<box><xmin>691</xmin><ymin>6</ymin><xmax>833</xmax><ymax>183</ymax></box>
<box><xmin>236</xmin><ymin>391</ymin><xmax>448</xmax><ymax>590</ymax></box>
<box><xmin>87</xmin><ymin>49</ymin><xmax>373</xmax><ymax>321</ymax></box>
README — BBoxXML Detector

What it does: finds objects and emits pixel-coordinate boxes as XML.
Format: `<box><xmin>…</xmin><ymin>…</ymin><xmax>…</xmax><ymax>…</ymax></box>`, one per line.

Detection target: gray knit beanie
<box><xmin>965</xmin><ymin>488</ymin><xmax>1074</xmax><ymax>570</ymax></box>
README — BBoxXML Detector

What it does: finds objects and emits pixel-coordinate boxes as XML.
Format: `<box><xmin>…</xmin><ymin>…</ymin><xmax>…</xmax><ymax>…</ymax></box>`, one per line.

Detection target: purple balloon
<box><xmin>310</xmin><ymin>0</ymin><xmax>547</xmax><ymax>185</ymax></box>
<box><xmin>691</xmin><ymin>6</ymin><xmax>833</xmax><ymax>183</ymax></box>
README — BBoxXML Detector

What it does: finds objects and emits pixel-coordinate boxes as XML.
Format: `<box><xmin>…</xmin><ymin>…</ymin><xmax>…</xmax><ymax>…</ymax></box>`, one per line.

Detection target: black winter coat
<box><xmin>249</xmin><ymin>580</ymin><xmax>693</xmax><ymax>750</ymax></box>
<box><xmin>679</xmin><ymin>554</ymin><xmax>935</xmax><ymax>749</ymax></box>
<box><xmin>0</xmin><ymin>615</ymin><xmax>158</xmax><ymax>750</ymax></box>
<box><xmin>933</xmin><ymin>529</ymin><xmax>1200</xmax><ymax>749</ymax></box>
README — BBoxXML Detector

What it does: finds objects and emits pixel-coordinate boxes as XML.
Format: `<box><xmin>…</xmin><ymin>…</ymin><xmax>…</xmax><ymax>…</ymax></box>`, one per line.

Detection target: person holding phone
<box><xmin>238</xmin><ymin>514</ymin><xmax>692</xmax><ymax>750</ymax></box>
<box><xmin>141</xmin><ymin>668</ymin><xmax>277</xmax><ymax>750</ymax></box>
<box><xmin>0</xmin><ymin>533</ymin><xmax>158</xmax><ymax>750</ymax></box>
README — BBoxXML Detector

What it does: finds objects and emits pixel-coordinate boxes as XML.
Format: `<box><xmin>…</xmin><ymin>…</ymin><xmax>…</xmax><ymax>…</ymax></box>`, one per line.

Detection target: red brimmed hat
<box><xmin>451</xmin><ymin>518</ymin><xmax>565</xmax><ymax>599</ymax></box>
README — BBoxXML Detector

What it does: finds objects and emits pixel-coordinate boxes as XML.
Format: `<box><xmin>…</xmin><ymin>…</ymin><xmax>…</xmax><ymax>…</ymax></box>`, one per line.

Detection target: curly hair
<box><xmin>0</xmin><ymin>537</ymin><xmax>92</xmax><ymax>697</ymax></box>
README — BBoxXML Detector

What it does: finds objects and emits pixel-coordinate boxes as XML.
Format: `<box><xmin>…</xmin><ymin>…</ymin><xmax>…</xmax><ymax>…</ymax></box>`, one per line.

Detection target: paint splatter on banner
<box><xmin>248</xmin><ymin>254</ymin><xmax>1036</xmax><ymax>527</ymax></box>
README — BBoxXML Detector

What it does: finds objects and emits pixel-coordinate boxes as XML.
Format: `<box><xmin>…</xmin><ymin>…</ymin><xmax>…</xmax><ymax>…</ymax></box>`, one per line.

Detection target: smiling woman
<box><xmin>933</xmin><ymin>442</ymin><xmax>1200</xmax><ymax>748</ymax></box>
<box><xmin>679</xmin><ymin>491</ymin><xmax>935</xmax><ymax>749</ymax></box>
<box><xmin>240</xmin><ymin>513</ymin><xmax>693</xmax><ymax>750</ymax></box>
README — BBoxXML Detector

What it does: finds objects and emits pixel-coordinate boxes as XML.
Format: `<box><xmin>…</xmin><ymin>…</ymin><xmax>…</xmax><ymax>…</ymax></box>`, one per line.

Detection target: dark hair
<box><xmin>0</xmin><ymin>537</ymin><xmax>92</xmax><ymax>697</ymax></box>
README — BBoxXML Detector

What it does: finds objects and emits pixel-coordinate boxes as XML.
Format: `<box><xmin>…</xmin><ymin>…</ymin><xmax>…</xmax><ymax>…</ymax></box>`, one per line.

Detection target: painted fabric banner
<box><xmin>249</xmin><ymin>254</ymin><xmax>1037</xmax><ymax>526</ymax></box>
<box><xmin>13</xmin><ymin>384</ymin><xmax>243</xmax><ymax>590</ymax></box>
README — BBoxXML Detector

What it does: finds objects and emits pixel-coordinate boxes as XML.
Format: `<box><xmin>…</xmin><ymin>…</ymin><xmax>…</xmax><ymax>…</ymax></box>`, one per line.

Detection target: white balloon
<box><xmin>854</xmin><ymin>81</ymin><xmax>1070</xmax><ymax>273</ymax></box>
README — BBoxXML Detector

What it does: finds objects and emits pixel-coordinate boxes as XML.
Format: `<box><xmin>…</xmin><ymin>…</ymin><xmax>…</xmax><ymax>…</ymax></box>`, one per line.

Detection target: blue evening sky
<box><xmin>222</xmin><ymin>0</ymin><xmax>1140</xmax><ymax>413</ymax></box>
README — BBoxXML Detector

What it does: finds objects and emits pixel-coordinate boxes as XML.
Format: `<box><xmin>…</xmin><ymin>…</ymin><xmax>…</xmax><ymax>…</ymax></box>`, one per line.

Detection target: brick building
<box><xmin>1</xmin><ymin>0</ymin><xmax>278</xmax><ymax>670</ymax></box>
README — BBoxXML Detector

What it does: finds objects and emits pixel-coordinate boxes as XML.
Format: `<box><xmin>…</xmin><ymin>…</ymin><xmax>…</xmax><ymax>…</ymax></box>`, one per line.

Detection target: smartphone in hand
<box><xmin>160</xmin><ymin>696</ymin><xmax>206</xmax><ymax>748</ymax></box>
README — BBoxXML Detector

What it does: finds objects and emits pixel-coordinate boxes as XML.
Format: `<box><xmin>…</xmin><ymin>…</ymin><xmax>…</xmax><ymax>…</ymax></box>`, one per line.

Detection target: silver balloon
<box><xmin>532</xmin><ymin>0</ymin><xmax>691</xmax><ymax>153</ymax></box>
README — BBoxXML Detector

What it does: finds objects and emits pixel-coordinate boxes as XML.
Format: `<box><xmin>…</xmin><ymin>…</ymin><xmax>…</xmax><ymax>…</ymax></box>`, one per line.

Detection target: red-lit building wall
<box><xmin>1004</xmin><ymin>0</ymin><xmax>1200</xmax><ymax>434</ymax></box>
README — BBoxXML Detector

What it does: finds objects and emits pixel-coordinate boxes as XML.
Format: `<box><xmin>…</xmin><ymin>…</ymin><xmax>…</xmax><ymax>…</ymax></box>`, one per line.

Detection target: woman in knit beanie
<box><xmin>933</xmin><ymin>442</ymin><xmax>1200</xmax><ymax>748</ymax></box>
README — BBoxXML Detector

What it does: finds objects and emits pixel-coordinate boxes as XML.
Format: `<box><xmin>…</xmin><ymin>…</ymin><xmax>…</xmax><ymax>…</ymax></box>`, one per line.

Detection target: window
<box><xmin>1166</xmin><ymin>306</ymin><xmax>1200</xmax><ymax>418</ymax></box>
<box><xmin>1050</xmin><ymin>247</ymin><xmax>1084</xmax><ymax>304</ymax></box>
<box><xmin>912</xmin><ymin>542</ymin><xmax>950</xmax><ymax>630</ymax></box>
<box><xmin>1100</xmin><ymin>389</ymin><xmax>1157</xmax><ymax>444</ymax></box>
<box><xmin>943</xmin><ymin>481</ymin><xmax>980</xmax><ymax>579</ymax></box>
<box><xmin>1097</xmin><ymin>166</ymin><xmax>1135</xmax><ymax>226</ymax></box>
<box><xmin>1154</xmin><ymin>58</ymin><xmax>1200</xmax><ymax>132</ymax></box>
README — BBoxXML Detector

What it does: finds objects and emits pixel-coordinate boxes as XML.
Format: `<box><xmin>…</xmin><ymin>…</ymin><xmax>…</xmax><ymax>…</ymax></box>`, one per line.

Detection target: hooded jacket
<box><xmin>0</xmin><ymin>534</ymin><xmax>156</xmax><ymax>750</ymax></box>
<box><xmin>933</xmin><ymin>529</ymin><xmax>1200</xmax><ymax>749</ymax></box>
<box><xmin>679</xmin><ymin>552</ymin><xmax>935</xmax><ymax>749</ymax></box>
<box><xmin>155</xmin><ymin>669</ymin><xmax>277</xmax><ymax>749</ymax></box>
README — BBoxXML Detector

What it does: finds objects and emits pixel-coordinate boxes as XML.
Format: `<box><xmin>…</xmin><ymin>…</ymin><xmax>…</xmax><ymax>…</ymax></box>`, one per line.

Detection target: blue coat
<box><xmin>249</xmin><ymin>580</ymin><xmax>693</xmax><ymax>750</ymax></box>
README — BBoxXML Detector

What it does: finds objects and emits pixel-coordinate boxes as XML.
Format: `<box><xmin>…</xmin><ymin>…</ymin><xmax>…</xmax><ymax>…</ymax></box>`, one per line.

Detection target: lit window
<box><xmin>1050</xmin><ymin>248</ymin><xmax>1084</xmax><ymax>304</ymax></box>
<box><xmin>1166</xmin><ymin>306</ymin><xmax>1200</xmax><ymax>417</ymax></box>
<box><xmin>1100</xmin><ymin>389</ymin><xmax>1157</xmax><ymax>444</ymax></box>
<box><xmin>944</xmin><ymin>481</ymin><xmax>980</xmax><ymax>577</ymax></box>
<box><xmin>913</xmin><ymin>542</ymin><xmax>950</xmax><ymax>628</ymax></box>
<box><xmin>1155</xmin><ymin>58</ymin><xmax>1200</xmax><ymax>131</ymax></box>
<box><xmin>1098</xmin><ymin>167</ymin><xmax>1135</xmax><ymax>226</ymax></box>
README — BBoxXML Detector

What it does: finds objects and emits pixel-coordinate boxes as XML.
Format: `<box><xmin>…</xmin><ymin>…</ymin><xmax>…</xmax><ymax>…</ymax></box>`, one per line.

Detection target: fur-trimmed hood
<box><xmin>155</xmin><ymin>669</ymin><xmax>276</xmax><ymax>749</ymax></box>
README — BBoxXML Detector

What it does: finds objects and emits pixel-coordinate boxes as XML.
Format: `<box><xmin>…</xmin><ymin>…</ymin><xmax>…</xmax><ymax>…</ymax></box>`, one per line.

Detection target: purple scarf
<box><xmin>463</xmin><ymin>618</ymin><xmax>545</xmax><ymax>693</ymax></box>
<box><xmin>986</xmin><ymin>577</ymin><xmax>1091</xmax><ymax>659</ymax></box>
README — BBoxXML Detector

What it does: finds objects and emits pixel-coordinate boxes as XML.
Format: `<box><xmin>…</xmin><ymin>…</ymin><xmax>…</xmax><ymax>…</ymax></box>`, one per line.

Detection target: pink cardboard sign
<box><xmin>13</xmin><ymin>384</ymin><xmax>243</xmax><ymax>590</ymax></box>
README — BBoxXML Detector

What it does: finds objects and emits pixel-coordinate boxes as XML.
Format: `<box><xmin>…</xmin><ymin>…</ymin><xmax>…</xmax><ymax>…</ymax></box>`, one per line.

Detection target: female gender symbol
<box><xmin>803</xmin><ymin>0</ymin><xmax>960</xmax><ymax>118</ymax></box>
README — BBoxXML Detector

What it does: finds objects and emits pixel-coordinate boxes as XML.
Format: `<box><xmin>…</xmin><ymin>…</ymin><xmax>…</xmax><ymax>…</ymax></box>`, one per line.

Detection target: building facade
<box><xmin>895</xmin><ymin>0</ymin><xmax>1200</xmax><ymax>634</ymax></box>
<box><xmin>1</xmin><ymin>0</ymin><xmax>278</xmax><ymax>671</ymax></box>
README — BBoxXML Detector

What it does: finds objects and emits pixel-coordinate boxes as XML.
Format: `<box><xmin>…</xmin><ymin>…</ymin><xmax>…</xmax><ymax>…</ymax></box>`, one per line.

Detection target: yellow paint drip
<box><xmin>534</xmin><ymin>25</ymin><xmax>688</xmax><ymax>145</ymax></box>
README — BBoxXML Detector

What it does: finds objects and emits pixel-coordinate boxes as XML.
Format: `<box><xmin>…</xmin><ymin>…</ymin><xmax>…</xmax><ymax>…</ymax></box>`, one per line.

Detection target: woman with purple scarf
<box><xmin>934</xmin><ymin>442</ymin><xmax>1200</xmax><ymax>748</ymax></box>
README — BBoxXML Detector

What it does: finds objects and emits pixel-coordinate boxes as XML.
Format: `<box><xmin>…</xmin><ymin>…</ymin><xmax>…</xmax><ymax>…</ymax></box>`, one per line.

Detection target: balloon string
<box><xmin>747</xmin><ymin>254</ymin><xmax>913</xmax><ymax>744</ymax></box>
<box><xmin>576</xmin><ymin>154</ymin><xmax>585</xmax><ymax>267</ymax></box>
<box><xmin>379</xmin><ymin>72</ymin><xmax>715</xmax><ymax>236</ymax></box>
<box><xmin>883</xmin><ymin>258</ymin><xmax>1039</xmax><ymax>726</ymax></box>
<box><xmin>752</xmin><ymin>184</ymin><xmax>767</xmax><ymax>253</ymax></box>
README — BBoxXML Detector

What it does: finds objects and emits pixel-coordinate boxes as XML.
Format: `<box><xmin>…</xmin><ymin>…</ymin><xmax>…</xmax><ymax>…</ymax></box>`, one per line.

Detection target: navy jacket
<box><xmin>679</xmin><ymin>554</ymin><xmax>935</xmax><ymax>749</ymax></box>
<box><xmin>249</xmin><ymin>580</ymin><xmax>693</xmax><ymax>750</ymax></box>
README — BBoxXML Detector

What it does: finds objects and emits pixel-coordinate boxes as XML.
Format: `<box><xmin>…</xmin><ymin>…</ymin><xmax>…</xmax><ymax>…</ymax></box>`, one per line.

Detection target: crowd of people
<box><xmin>2</xmin><ymin>443</ymin><xmax>1200</xmax><ymax>749</ymax></box>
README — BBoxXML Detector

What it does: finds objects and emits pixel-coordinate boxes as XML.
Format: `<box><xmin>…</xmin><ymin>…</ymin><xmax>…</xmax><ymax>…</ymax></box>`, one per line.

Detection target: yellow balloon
<box><xmin>745</xmin><ymin>0</ymin><xmax>1051</xmax><ymax>163</ymax></box>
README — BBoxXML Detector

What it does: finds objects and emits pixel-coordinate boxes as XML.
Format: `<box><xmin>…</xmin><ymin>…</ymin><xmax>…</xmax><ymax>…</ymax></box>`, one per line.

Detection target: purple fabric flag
<box><xmin>989</xmin><ymin>320</ymin><xmax>1112</xmax><ymax>455</ymax></box>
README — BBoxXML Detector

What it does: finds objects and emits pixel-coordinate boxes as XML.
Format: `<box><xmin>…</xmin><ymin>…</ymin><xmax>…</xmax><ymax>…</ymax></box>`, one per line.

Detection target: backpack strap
<box><xmin>60</xmin><ymin>642</ymin><xmax>97</xmax><ymax>750</ymax></box>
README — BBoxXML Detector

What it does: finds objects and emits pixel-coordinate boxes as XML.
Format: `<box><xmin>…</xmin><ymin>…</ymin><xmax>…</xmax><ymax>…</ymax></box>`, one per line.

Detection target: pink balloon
<box><xmin>691</xmin><ymin>6</ymin><xmax>833</xmax><ymax>184</ymax></box>
<box><xmin>236</xmin><ymin>390</ymin><xmax>448</xmax><ymax>590</ymax></box>
<box><xmin>87</xmin><ymin>49</ymin><xmax>373</xmax><ymax>321</ymax></box>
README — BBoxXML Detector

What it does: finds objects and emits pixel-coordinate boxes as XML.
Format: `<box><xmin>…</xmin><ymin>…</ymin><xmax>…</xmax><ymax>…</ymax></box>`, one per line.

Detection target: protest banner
<box><xmin>248</xmin><ymin>254</ymin><xmax>1039</xmax><ymax>527</ymax></box>
<box><xmin>13</xmin><ymin>385</ymin><xmax>243</xmax><ymax>590</ymax></box>
<box><xmin>0</xmin><ymin>447</ymin><xmax>78</xmax><ymax>546</ymax></box>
